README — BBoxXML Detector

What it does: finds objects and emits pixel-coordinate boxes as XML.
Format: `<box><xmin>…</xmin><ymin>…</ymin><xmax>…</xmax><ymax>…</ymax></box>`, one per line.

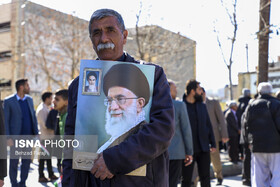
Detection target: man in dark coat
<box><xmin>62</xmin><ymin>8</ymin><xmax>174</xmax><ymax>187</ymax></box>
<box><xmin>242</xmin><ymin>82</ymin><xmax>280</xmax><ymax>187</ymax></box>
<box><xmin>225</xmin><ymin>101</ymin><xmax>240</xmax><ymax>164</ymax></box>
<box><xmin>181</xmin><ymin>79</ymin><xmax>216</xmax><ymax>187</ymax></box>
<box><xmin>236</xmin><ymin>88</ymin><xmax>252</xmax><ymax>186</ymax></box>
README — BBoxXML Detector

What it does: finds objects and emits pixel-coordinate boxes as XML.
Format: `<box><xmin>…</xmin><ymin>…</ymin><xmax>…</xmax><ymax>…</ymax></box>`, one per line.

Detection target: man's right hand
<box><xmin>7</xmin><ymin>139</ymin><xmax>13</xmax><ymax>147</ymax></box>
<box><xmin>222</xmin><ymin>138</ymin><xmax>229</xmax><ymax>143</ymax></box>
<box><xmin>184</xmin><ymin>155</ymin><xmax>193</xmax><ymax>166</ymax></box>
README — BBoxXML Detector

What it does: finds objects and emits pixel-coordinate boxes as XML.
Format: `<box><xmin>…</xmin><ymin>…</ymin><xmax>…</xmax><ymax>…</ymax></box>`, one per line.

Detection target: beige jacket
<box><xmin>205</xmin><ymin>97</ymin><xmax>228</xmax><ymax>142</ymax></box>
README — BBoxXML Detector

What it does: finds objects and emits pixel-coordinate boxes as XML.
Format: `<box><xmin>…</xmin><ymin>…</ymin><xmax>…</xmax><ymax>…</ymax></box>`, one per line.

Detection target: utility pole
<box><xmin>257</xmin><ymin>0</ymin><xmax>271</xmax><ymax>84</ymax></box>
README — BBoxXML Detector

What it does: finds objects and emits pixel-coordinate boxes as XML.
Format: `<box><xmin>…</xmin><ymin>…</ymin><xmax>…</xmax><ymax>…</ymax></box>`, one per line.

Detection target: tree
<box><xmin>132</xmin><ymin>2</ymin><xmax>197</xmax><ymax>97</ymax></box>
<box><xmin>214</xmin><ymin>0</ymin><xmax>238</xmax><ymax>100</ymax></box>
<box><xmin>257</xmin><ymin>0</ymin><xmax>271</xmax><ymax>84</ymax></box>
<box><xmin>23</xmin><ymin>3</ymin><xmax>95</xmax><ymax>91</ymax></box>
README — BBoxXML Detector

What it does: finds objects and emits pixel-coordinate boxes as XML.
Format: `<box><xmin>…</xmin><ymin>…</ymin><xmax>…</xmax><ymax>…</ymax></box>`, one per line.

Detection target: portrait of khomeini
<box><xmin>82</xmin><ymin>69</ymin><xmax>102</xmax><ymax>95</ymax></box>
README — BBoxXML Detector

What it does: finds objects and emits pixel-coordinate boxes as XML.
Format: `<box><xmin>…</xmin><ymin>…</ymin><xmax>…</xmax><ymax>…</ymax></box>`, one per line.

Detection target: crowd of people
<box><xmin>0</xmin><ymin>8</ymin><xmax>279</xmax><ymax>187</ymax></box>
<box><xmin>1</xmin><ymin>78</ymin><xmax>69</xmax><ymax>187</ymax></box>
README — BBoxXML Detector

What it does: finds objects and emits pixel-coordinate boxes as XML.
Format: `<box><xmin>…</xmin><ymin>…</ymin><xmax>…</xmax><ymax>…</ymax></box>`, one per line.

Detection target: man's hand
<box><xmin>0</xmin><ymin>179</ymin><xmax>4</xmax><ymax>187</ymax></box>
<box><xmin>210</xmin><ymin>147</ymin><xmax>216</xmax><ymax>153</ymax></box>
<box><xmin>222</xmin><ymin>138</ymin><xmax>229</xmax><ymax>143</ymax></box>
<box><xmin>91</xmin><ymin>153</ymin><xmax>114</xmax><ymax>180</ymax></box>
<box><xmin>7</xmin><ymin>139</ymin><xmax>13</xmax><ymax>147</ymax></box>
<box><xmin>184</xmin><ymin>155</ymin><xmax>193</xmax><ymax>166</ymax></box>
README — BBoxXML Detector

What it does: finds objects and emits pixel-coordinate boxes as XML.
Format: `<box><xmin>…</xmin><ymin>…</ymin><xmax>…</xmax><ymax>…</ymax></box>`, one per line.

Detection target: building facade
<box><xmin>0</xmin><ymin>1</ymin><xmax>196</xmax><ymax>104</ymax></box>
<box><xmin>125</xmin><ymin>25</ymin><xmax>196</xmax><ymax>98</ymax></box>
<box><xmin>238</xmin><ymin>57</ymin><xmax>280</xmax><ymax>96</ymax></box>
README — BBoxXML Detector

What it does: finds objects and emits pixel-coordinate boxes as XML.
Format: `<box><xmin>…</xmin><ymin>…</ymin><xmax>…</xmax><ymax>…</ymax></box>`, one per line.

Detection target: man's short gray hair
<box><xmin>88</xmin><ymin>9</ymin><xmax>125</xmax><ymax>36</ymax></box>
<box><xmin>257</xmin><ymin>82</ymin><xmax>273</xmax><ymax>95</ymax></box>
<box><xmin>242</xmin><ymin>88</ymin><xmax>250</xmax><ymax>97</ymax></box>
<box><xmin>228</xmin><ymin>100</ymin><xmax>237</xmax><ymax>108</ymax></box>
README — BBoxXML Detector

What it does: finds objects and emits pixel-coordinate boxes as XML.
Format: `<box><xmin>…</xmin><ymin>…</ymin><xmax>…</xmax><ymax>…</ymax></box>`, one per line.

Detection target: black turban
<box><xmin>103</xmin><ymin>63</ymin><xmax>150</xmax><ymax>106</ymax></box>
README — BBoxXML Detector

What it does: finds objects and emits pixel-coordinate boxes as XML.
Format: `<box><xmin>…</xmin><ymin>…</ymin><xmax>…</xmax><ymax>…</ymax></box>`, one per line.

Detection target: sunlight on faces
<box><xmin>194</xmin><ymin>84</ymin><xmax>203</xmax><ymax>102</ymax></box>
<box><xmin>97</xmin><ymin>43</ymin><xmax>115</xmax><ymax>51</ymax></box>
<box><xmin>169</xmin><ymin>82</ymin><xmax>177</xmax><ymax>99</ymax></box>
<box><xmin>105</xmin><ymin>87</ymin><xmax>142</xmax><ymax>137</ymax></box>
<box><xmin>53</xmin><ymin>95</ymin><xmax>67</xmax><ymax>112</ymax></box>
<box><xmin>22</xmin><ymin>82</ymin><xmax>30</xmax><ymax>95</ymax></box>
<box><xmin>90</xmin><ymin>16</ymin><xmax>128</xmax><ymax>61</ymax></box>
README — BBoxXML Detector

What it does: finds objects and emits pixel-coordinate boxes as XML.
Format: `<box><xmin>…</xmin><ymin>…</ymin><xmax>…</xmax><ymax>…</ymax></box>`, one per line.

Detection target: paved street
<box><xmin>3</xmin><ymin>151</ymin><xmax>246</xmax><ymax>187</ymax></box>
<box><xmin>4</xmin><ymin>158</ymin><xmax>60</xmax><ymax>187</ymax></box>
<box><xmin>177</xmin><ymin>175</ymin><xmax>246</xmax><ymax>187</ymax></box>
<box><xmin>203</xmin><ymin>175</ymin><xmax>245</xmax><ymax>187</ymax></box>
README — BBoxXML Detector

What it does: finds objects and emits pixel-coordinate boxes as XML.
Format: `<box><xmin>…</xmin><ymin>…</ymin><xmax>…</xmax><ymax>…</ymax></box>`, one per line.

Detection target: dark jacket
<box><xmin>62</xmin><ymin>53</ymin><xmax>175</xmax><ymax>187</ymax></box>
<box><xmin>236</xmin><ymin>96</ymin><xmax>251</xmax><ymax>128</ymax></box>
<box><xmin>182</xmin><ymin>94</ymin><xmax>216</xmax><ymax>152</ymax></box>
<box><xmin>242</xmin><ymin>94</ymin><xmax>280</xmax><ymax>153</ymax></box>
<box><xmin>46</xmin><ymin>109</ymin><xmax>59</xmax><ymax>135</ymax></box>
<box><xmin>225</xmin><ymin>109</ymin><xmax>239</xmax><ymax>137</ymax></box>
<box><xmin>0</xmin><ymin>101</ymin><xmax>7</xmax><ymax>180</ymax></box>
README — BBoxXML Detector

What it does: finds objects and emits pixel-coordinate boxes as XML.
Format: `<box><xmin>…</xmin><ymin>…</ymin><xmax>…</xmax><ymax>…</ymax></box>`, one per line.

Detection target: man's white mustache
<box><xmin>97</xmin><ymin>43</ymin><xmax>115</xmax><ymax>51</ymax></box>
<box><xmin>110</xmin><ymin>111</ymin><xmax>123</xmax><ymax>116</ymax></box>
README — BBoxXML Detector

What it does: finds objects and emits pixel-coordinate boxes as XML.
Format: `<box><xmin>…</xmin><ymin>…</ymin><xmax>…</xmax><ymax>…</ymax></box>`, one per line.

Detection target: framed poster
<box><xmin>73</xmin><ymin>60</ymin><xmax>155</xmax><ymax>174</ymax></box>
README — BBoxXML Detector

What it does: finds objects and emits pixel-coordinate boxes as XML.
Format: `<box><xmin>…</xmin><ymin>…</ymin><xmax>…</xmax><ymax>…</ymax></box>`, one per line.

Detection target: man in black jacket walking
<box><xmin>242</xmin><ymin>82</ymin><xmax>280</xmax><ymax>187</ymax></box>
<box><xmin>182</xmin><ymin>79</ymin><xmax>216</xmax><ymax>187</ymax></box>
<box><xmin>236</xmin><ymin>88</ymin><xmax>251</xmax><ymax>186</ymax></box>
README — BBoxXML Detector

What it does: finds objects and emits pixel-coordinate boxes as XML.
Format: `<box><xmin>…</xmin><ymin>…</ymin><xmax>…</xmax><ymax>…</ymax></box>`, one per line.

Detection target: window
<box><xmin>0</xmin><ymin>22</ymin><xmax>10</xmax><ymax>33</ymax></box>
<box><xmin>0</xmin><ymin>51</ymin><xmax>12</xmax><ymax>61</ymax></box>
<box><xmin>0</xmin><ymin>79</ymin><xmax>11</xmax><ymax>88</ymax></box>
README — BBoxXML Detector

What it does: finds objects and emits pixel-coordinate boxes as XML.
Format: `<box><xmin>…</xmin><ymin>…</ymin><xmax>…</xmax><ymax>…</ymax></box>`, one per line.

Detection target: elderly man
<box><xmin>242</xmin><ymin>82</ymin><xmax>280</xmax><ymax>187</ymax></box>
<box><xmin>225</xmin><ymin>101</ymin><xmax>240</xmax><ymax>164</ymax></box>
<box><xmin>236</xmin><ymin>88</ymin><xmax>252</xmax><ymax>186</ymax></box>
<box><xmin>97</xmin><ymin>63</ymin><xmax>150</xmax><ymax>153</ymax></box>
<box><xmin>62</xmin><ymin>9</ymin><xmax>174</xmax><ymax>187</ymax></box>
<box><xmin>168</xmin><ymin>80</ymin><xmax>193</xmax><ymax>187</ymax></box>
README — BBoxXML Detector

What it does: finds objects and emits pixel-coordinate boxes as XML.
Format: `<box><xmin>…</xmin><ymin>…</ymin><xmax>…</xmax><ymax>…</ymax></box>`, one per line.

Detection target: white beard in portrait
<box><xmin>105</xmin><ymin>99</ymin><xmax>138</xmax><ymax>139</ymax></box>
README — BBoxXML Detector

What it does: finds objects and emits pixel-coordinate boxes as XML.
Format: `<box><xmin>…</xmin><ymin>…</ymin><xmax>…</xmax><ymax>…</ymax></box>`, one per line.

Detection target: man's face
<box><xmin>107</xmin><ymin>86</ymin><xmax>141</xmax><ymax>117</ymax></box>
<box><xmin>201</xmin><ymin>90</ymin><xmax>206</xmax><ymax>102</ymax></box>
<box><xmin>231</xmin><ymin>105</ymin><xmax>238</xmax><ymax>111</ymax></box>
<box><xmin>53</xmin><ymin>95</ymin><xmax>68</xmax><ymax>112</ymax></box>
<box><xmin>23</xmin><ymin>82</ymin><xmax>30</xmax><ymax>94</ymax></box>
<box><xmin>90</xmin><ymin>16</ymin><xmax>128</xmax><ymax>61</ymax></box>
<box><xmin>169</xmin><ymin>82</ymin><xmax>177</xmax><ymax>99</ymax></box>
<box><xmin>194</xmin><ymin>84</ymin><xmax>203</xmax><ymax>102</ymax></box>
<box><xmin>45</xmin><ymin>95</ymin><xmax>53</xmax><ymax>106</ymax></box>
<box><xmin>105</xmin><ymin>86</ymin><xmax>145</xmax><ymax>137</ymax></box>
<box><xmin>88</xmin><ymin>75</ymin><xmax>96</xmax><ymax>86</ymax></box>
